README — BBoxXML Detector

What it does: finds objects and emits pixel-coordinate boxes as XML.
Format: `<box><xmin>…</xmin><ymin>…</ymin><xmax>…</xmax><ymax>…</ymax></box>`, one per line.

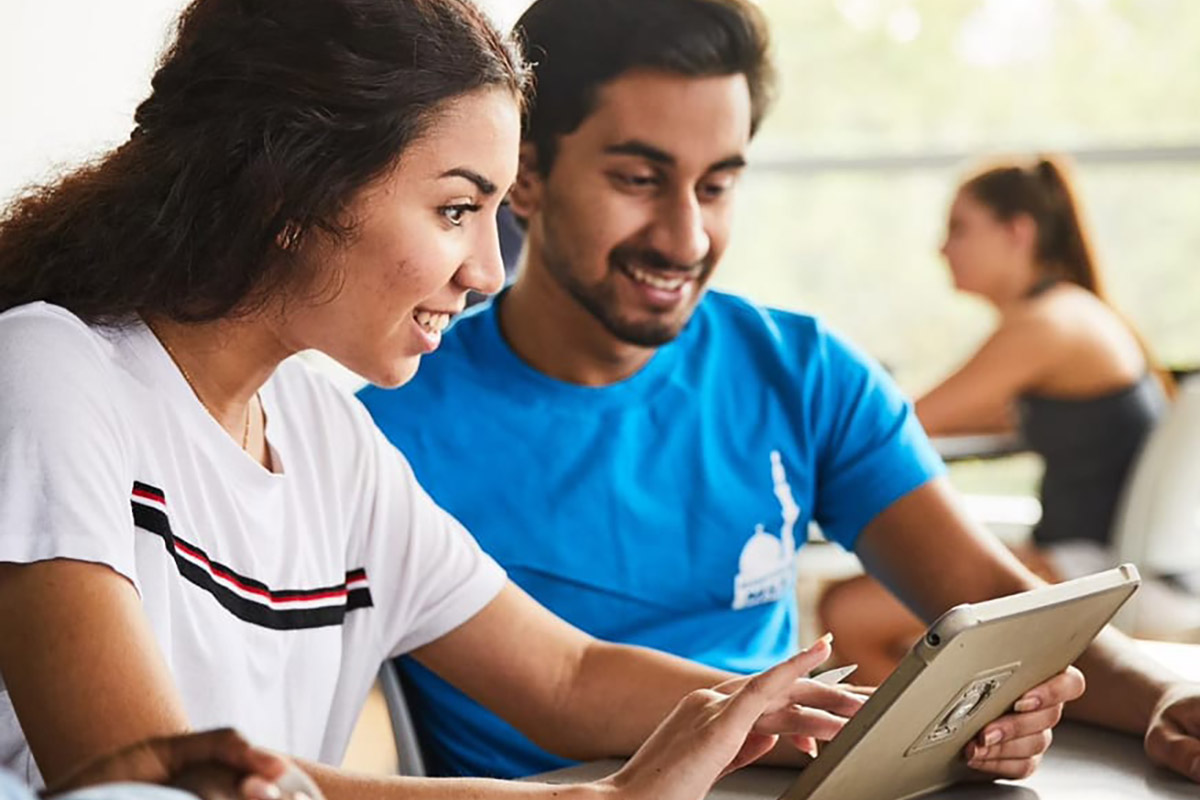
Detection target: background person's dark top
<box><xmin>1019</xmin><ymin>373</ymin><xmax>1166</xmax><ymax>547</ymax></box>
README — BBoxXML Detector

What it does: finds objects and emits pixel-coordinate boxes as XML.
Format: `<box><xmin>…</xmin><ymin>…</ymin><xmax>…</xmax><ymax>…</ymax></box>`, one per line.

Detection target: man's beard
<box><xmin>541</xmin><ymin>239</ymin><xmax>712</xmax><ymax>348</ymax></box>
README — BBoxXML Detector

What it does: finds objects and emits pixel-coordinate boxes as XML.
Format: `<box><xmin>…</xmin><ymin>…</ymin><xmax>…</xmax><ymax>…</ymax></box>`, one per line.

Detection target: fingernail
<box><xmin>984</xmin><ymin>729</ymin><xmax>1003</xmax><ymax>746</ymax></box>
<box><xmin>819</xmin><ymin>632</ymin><xmax>834</xmax><ymax>646</ymax></box>
<box><xmin>242</xmin><ymin>776</ymin><xmax>282</xmax><ymax>800</ymax></box>
<box><xmin>1014</xmin><ymin>696</ymin><xmax>1041</xmax><ymax>713</ymax></box>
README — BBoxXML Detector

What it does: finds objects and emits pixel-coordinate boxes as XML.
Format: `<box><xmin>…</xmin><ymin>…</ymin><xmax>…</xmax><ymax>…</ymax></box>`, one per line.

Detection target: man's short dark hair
<box><xmin>515</xmin><ymin>0</ymin><xmax>776</xmax><ymax>174</ymax></box>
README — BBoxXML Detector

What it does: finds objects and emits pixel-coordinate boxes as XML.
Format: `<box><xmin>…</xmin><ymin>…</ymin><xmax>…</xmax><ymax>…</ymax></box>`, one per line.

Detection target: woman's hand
<box><xmin>44</xmin><ymin>728</ymin><xmax>292</xmax><ymax>800</ymax></box>
<box><xmin>708</xmin><ymin>654</ymin><xmax>867</xmax><ymax>760</ymax></box>
<box><xmin>596</xmin><ymin>635</ymin><xmax>850</xmax><ymax>800</ymax></box>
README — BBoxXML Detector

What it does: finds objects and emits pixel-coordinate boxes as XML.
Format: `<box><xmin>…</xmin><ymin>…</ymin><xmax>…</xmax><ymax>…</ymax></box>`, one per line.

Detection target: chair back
<box><xmin>1111</xmin><ymin>375</ymin><xmax>1200</xmax><ymax>630</ymax></box>
<box><xmin>378</xmin><ymin>660</ymin><xmax>427</xmax><ymax>776</ymax></box>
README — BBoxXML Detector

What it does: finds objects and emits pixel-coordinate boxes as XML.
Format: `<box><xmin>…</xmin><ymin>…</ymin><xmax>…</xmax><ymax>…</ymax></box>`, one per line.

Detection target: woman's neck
<box><xmin>145</xmin><ymin>314</ymin><xmax>291</xmax><ymax>465</ymax></box>
<box><xmin>993</xmin><ymin>263</ymin><xmax>1055</xmax><ymax>312</ymax></box>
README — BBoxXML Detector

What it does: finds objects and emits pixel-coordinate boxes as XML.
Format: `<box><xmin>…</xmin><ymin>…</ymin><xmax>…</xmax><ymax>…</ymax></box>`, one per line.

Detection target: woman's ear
<box><xmin>507</xmin><ymin>142</ymin><xmax>543</xmax><ymax>222</ymax></box>
<box><xmin>1008</xmin><ymin>212</ymin><xmax>1039</xmax><ymax>259</ymax></box>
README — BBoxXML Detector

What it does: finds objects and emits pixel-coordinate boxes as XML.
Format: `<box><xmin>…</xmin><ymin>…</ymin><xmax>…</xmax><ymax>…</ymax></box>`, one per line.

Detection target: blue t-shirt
<box><xmin>357</xmin><ymin>289</ymin><xmax>944</xmax><ymax>778</ymax></box>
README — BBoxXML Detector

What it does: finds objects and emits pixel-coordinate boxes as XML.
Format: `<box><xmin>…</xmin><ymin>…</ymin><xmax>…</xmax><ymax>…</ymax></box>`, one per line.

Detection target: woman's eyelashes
<box><xmin>439</xmin><ymin>201</ymin><xmax>483</xmax><ymax>227</ymax></box>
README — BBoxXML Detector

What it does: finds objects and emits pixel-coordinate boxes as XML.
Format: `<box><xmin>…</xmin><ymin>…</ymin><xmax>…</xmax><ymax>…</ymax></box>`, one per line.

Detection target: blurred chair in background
<box><xmin>1111</xmin><ymin>375</ymin><xmax>1200</xmax><ymax>638</ymax></box>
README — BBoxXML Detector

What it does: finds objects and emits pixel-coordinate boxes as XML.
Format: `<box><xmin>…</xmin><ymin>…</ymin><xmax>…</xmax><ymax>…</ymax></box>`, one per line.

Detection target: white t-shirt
<box><xmin>1</xmin><ymin>769</ymin><xmax>193</xmax><ymax>800</ymax></box>
<box><xmin>0</xmin><ymin>303</ymin><xmax>507</xmax><ymax>785</ymax></box>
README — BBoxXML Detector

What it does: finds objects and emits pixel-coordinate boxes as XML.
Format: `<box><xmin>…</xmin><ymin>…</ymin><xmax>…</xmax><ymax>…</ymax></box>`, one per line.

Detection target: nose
<box><xmin>648</xmin><ymin>189</ymin><xmax>710</xmax><ymax>268</ymax></box>
<box><xmin>456</xmin><ymin>217</ymin><xmax>508</xmax><ymax>296</ymax></box>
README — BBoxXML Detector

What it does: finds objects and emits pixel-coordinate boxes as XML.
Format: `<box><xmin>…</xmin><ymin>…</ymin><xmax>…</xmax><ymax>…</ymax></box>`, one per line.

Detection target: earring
<box><xmin>277</xmin><ymin>221</ymin><xmax>303</xmax><ymax>251</ymax></box>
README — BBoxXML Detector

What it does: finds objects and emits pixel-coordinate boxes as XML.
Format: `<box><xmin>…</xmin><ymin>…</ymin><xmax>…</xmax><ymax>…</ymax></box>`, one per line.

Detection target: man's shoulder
<box><xmin>700</xmin><ymin>289</ymin><xmax>817</xmax><ymax>332</ymax></box>
<box><xmin>694</xmin><ymin>291</ymin><xmax>830</xmax><ymax>356</ymax></box>
<box><xmin>691</xmin><ymin>293</ymin><xmax>884</xmax><ymax>392</ymax></box>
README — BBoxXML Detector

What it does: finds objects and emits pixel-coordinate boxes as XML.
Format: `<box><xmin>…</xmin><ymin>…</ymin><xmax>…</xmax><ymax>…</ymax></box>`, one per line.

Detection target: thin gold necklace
<box><xmin>151</xmin><ymin>326</ymin><xmax>255</xmax><ymax>451</ymax></box>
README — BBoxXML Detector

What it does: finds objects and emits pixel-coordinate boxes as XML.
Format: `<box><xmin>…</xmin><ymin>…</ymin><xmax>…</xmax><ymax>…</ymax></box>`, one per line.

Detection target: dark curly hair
<box><xmin>0</xmin><ymin>0</ymin><xmax>529</xmax><ymax>324</ymax></box>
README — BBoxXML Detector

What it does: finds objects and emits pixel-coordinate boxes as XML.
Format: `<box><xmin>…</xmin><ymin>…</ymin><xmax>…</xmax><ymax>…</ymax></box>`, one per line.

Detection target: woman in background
<box><xmin>820</xmin><ymin>157</ymin><xmax>1170</xmax><ymax>683</ymax></box>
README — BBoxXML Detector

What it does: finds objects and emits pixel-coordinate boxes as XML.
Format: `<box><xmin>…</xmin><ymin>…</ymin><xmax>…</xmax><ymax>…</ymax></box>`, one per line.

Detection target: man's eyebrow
<box><xmin>439</xmin><ymin>167</ymin><xmax>497</xmax><ymax>196</ymax></box>
<box><xmin>603</xmin><ymin>140</ymin><xmax>747</xmax><ymax>174</ymax></box>
<box><xmin>604</xmin><ymin>140</ymin><xmax>675</xmax><ymax>166</ymax></box>
<box><xmin>708</xmin><ymin>154</ymin><xmax>747</xmax><ymax>173</ymax></box>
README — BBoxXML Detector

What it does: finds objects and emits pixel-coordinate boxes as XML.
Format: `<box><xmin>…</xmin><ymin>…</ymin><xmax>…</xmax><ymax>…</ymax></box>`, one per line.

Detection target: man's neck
<box><xmin>498</xmin><ymin>265</ymin><xmax>658</xmax><ymax>387</ymax></box>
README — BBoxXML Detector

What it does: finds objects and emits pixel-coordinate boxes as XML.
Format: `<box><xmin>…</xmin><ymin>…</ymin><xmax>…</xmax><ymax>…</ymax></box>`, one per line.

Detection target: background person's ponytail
<box><xmin>1031</xmin><ymin>157</ymin><xmax>1104</xmax><ymax>298</ymax></box>
<box><xmin>963</xmin><ymin>156</ymin><xmax>1175</xmax><ymax>398</ymax></box>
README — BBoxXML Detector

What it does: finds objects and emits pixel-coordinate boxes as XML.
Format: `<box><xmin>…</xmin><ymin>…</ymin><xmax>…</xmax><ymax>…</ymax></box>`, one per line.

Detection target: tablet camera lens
<box><xmin>926</xmin><ymin>632</ymin><xmax>941</xmax><ymax>647</ymax></box>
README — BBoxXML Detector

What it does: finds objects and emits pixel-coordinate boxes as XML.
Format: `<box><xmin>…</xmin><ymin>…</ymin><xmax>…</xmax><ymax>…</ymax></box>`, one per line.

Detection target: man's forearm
<box><xmin>302</xmin><ymin>759</ymin><xmax>607</xmax><ymax>800</ymax></box>
<box><xmin>1067</xmin><ymin>627</ymin><xmax>1178</xmax><ymax>733</ymax></box>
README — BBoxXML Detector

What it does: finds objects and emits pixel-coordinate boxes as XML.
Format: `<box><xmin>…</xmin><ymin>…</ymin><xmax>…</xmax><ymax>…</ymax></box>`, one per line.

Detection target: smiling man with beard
<box><xmin>357</xmin><ymin>0</ymin><xmax>1200</xmax><ymax>786</ymax></box>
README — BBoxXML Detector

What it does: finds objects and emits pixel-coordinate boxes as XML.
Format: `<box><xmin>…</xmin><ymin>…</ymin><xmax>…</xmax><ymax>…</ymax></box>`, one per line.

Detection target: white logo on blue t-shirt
<box><xmin>732</xmin><ymin>450</ymin><xmax>800</xmax><ymax>610</ymax></box>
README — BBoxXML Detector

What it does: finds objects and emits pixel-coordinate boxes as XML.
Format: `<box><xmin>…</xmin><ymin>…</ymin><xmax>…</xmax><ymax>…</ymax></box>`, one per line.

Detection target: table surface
<box><xmin>538</xmin><ymin>724</ymin><xmax>1194</xmax><ymax>800</ymax></box>
<box><xmin>536</xmin><ymin>641</ymin><xmax>1200</xmax><ymax>800</ymax></box>
<box><xmin>931</xmin><ymin>433</ymin><xmax>1027</xmax><ymax>462</ymax></box>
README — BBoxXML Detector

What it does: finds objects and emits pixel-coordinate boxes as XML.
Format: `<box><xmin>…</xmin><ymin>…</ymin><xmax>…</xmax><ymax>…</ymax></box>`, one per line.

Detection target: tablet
<box><xmin>781</xmin><ymin>564</ymin><xmax>1140</xmax><ymax>800</ymax></box>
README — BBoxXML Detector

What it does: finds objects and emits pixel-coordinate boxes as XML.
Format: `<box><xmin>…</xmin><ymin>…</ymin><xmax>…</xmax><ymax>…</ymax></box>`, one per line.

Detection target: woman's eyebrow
<box><xmin>439</xmin><ymin>167</ymin><xmax>497</xmax><ymax>196</ymax></box>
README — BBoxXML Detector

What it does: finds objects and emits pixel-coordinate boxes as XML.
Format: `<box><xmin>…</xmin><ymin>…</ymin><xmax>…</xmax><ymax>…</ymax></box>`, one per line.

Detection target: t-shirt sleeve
<box><xmin>809</xmin><ymin>323</ymin><xmax>945</xmax><ymax>550</ymax></box>
<box><xmin>346</xmin><ymin>402</ymin><xmax>507</xmax><ymax>660</ymax></box>
<box><xmin>0</xmin><ymin>771</ymin><xmax>34</xmax><ymax>800</ymax></box>
<box><xmin>0</xmin><ymin>309</ymin><xmax>138</xmax><ymax>588</ymax></box>
<box><xmin>53</xmin><ymin>785</ymin><xmax>197</xmax><ymax>800</ymax></box>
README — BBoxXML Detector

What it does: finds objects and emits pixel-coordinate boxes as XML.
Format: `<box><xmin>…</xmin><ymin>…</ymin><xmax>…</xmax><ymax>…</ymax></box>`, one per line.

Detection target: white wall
<box><xmin>0</xmin><ymin>0</ymin><xmax>532</xmax><ymax>204</ymax></box>
<box><xmin>0</xmin><ymin>1</ymin><xmax>185</xmax><ymax>202</ymax></box>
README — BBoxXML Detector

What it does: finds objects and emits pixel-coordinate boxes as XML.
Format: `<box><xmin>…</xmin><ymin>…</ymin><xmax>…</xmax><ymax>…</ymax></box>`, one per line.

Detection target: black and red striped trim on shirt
<box><xmin>131</xmin><ymin>481</ymin><xmax>373</xmax><ymax>631</ymax></box>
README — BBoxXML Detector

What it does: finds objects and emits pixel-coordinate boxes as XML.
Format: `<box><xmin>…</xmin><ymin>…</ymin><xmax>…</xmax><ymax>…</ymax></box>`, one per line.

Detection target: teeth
<box><xmin>413</xmin><ymin>310</ymin><xmax>451</xmax><ymax>334</ymax></box>
<box><xmin>624</xmin><ymin>264</ymin><xmax>688</xmax><ymax>291</ymax></box>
